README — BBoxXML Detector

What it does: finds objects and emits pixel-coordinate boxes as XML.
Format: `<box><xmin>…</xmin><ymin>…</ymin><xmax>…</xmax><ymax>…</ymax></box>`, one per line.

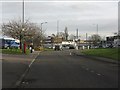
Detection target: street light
<box><xmin>20</xmin><ymin>0</ymin><xmax>25</xmax><ymax>50</ymax></box>
<box><xmin>21</xmin><ymin>0</ymin><xmax>25</xmax><ymax>53</ymax></box>
<box><xmin>40</xmin><ymin>22</ymin><xmax>47</xmax><ymax>46</ymax></box>
<box><xmin>41</xmin><ymin>22</ymin><xmax>47</xmax><ymax>30</ymax></box>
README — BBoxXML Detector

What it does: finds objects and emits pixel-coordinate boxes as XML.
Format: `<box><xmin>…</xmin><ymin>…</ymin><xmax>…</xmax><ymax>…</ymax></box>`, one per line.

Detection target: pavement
<box><xmin>2</xmin><ymin>51</ymin><xmax>40</xmax><ymax>88</ymax></box>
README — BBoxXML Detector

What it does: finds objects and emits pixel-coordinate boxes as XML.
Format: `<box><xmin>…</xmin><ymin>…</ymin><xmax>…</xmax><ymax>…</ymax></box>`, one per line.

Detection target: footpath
<box><xmin>2</xmin><ymin>51</ymin><xmax>40</xmax><ymax>88</ymax></box>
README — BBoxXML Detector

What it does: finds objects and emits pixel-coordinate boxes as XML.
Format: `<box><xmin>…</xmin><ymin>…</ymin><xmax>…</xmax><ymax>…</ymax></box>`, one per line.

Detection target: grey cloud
<box><xmin>1</xmin><ymin>1</ymin><xmax>118</xmax><ymax>39</ymax></box>
<box><xmin>2</xmin><ymin>0</ymin><xmax>119</xmax><ymax>1</ymax></box>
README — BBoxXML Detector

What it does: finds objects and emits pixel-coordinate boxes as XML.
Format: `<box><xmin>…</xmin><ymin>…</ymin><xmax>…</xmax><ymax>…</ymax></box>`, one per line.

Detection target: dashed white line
<box><xmin>81</xmin><ymin>66</ymin><xmax>85</xmax><ymax>68</ymax></box>
<box><xmin>90</xmin><ymin>70</ymin><xmax>94</xmax><ymax>73</ymax></box>
<box><xmin>81</xmin><ymin>66</ymin><xmax>103</xmax><ymax>77</ymax></box>
<box><xmin>96</xmin><ymin>73</ymin><xmax>101</xmax><ymax>76</ymax></box>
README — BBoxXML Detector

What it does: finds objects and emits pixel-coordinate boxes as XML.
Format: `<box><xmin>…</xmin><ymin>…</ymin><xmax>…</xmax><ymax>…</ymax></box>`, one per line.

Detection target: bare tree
<box><xmin>89</xmin><ymin>34</ymin><xmax>101</xmax><ymax>46</ymax></box>
<box><xmin>2</xmin><ymin>19</ymin><xmax>45</xmax><ymax>47</ymax></box>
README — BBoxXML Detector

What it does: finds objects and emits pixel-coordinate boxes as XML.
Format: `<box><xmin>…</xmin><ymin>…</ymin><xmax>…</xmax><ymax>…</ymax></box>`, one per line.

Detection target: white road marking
<box><xmin>29</xmin><ymin>59</ymin><xmax>35</xmax><ymax>68</ymax></box>
<box><xmin>90</xmin><ymin>70</ymin><xmax>94</xmax><ymax>73</ymax></box>
<box><xmin>86</xmin><ymin>68</ymin><xmax>89</xmax><ymax>70</ymax></box>
<box><xmin>15</xmin><ymin>52</ymin><xmax>40</xmax><ymax>87</ymax></box>
<box><xmin>81</xmin><ymin>66</ymin><xmax>85</xmax><ymax>68</ymax></box>
<box><xmin>81</xmin><ymin>65</ymin><xmax>103</xmax><ymax>77</ymax></box>
<box><xmin>96</xmin><ymin>73</ymin><xmax>101</xmax><ymax>76</ymax></box>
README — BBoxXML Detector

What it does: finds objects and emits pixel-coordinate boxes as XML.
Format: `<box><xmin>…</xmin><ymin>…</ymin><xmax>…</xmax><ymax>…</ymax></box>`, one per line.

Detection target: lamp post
<box><xmin>40</xmin><ymin>22</ymin><xmax>47</xmax><ymax>46</ymax></box>
<box><xmin>21</xmin><ymin>0</ymin><xmax>25</xmax><ymax>53</ymax></box>
<box><xmin>41</xmin><ymin>22</ymin><xmax>47</xmax><ymax>31</ymax></box>
<box><xmin>20</xmin><ymin>0</ymin><xmax>24</xmax><ymax>50</ymax></box>
<box><xmin>57</xmin><ymin>20</ymin><xmax>59</xmax><ymax>44</ymax></box>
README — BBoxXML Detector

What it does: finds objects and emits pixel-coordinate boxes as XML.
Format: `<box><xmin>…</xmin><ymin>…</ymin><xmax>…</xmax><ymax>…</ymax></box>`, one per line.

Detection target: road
<box><xmin>18</xmin><ymin>50</ymin><xmax>118</xmax><ymax>88</ymax></box>
<box><xmin>2</xmin><ymin>52</ymin><xmax>39</xmax><ymax>88</ymax></box>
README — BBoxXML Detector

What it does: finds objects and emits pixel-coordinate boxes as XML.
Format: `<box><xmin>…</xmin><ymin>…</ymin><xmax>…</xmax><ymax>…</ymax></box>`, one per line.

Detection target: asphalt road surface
<box><xmin>19</xmin><ymin>50</ymin><xmax>118</xmax><ymax>88</ymax></box>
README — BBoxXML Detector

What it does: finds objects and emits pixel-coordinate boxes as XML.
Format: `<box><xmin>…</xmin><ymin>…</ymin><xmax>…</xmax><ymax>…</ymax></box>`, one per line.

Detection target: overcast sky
<box><xmin>0</xmin><ymin>0</ymin><xmax>119</xmax><ymax>39</ymax></box>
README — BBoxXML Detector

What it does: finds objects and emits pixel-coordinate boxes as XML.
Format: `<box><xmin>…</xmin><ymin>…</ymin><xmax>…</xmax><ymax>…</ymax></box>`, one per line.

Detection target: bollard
<box><xmin>29</xmin><ymin>46</ymin><xmax>32</xmax><ymax>53</ymax></box>
<box><xmin>87</xmin><ymin>46</ymin><xmax>90</xmax><ymax>49</ymax></box>
<box><xmin>82</xmin><ymin>46</ymin><xmax>85</xmax><ymax>50</ymax></box>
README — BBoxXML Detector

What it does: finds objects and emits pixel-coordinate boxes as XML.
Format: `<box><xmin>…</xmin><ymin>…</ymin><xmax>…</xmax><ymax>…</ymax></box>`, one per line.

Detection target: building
<box><xmin>53</xmin><ymin>37</ymin><xmax>63</xmax><ymax>44</ymax></box>
<box><xmin>106</xmin><ymin>35</ymin><xmax>120</xmax><ymax>47</ymax></box>
<box><xmin>44</xmin><ymin>36</ymin><xmax>54</xmax><ymax>44</ymax></box>
<box><xmin>43</xmin><ymin>36</ymin><xmax>54</xmax><ymax>48</ymax></box>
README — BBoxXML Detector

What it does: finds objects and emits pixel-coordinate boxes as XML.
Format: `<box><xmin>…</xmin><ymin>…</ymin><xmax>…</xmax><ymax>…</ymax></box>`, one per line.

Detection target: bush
<box><xmin>34</xmin><ymin>46</ymin><xmax>44</xmax><ymax>51</ymax></box>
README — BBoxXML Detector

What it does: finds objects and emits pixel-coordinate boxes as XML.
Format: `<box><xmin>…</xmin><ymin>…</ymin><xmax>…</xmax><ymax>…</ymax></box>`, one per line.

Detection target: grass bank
<box><xmin>81</xmin><ymin>48</ymin><xmax>119</xmax><ymax>60</ymax></box>
<box><xmin>0</xmin><ymin>49</ymin><xmax>30</xmax><ymax>55</ymax></box>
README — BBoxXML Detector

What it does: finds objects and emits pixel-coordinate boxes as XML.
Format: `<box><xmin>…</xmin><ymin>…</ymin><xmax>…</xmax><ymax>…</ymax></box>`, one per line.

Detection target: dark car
<box><xmin>69</xmin><ymin>45</ymin><xmax>75</xmax><ymax>49</ymax></box>
<box><xmin>54</xmin><ymin>45</ymin><xmax>60</xmax><ymax>51</ymax></box>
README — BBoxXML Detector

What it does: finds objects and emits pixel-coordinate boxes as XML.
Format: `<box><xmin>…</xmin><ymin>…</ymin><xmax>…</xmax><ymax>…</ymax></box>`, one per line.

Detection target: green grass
<box><xmin>1</xmin><ymin>49</ymin><xmax>30</xmax><ymax>55</ymax></box>
<box><xmin>43</xmin><ymin>48</ymin><xmax>54</xmax><ymax>51</ymax></box>
<box><xmin>81</xmin><ymin>48</ymin><xmax>119</xmax><ymax>60</ymax></box>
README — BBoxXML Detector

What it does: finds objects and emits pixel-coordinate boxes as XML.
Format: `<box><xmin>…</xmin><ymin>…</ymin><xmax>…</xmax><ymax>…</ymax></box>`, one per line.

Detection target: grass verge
<box><xmin>81</xmin><ymin>48</ymin><xmax>119</xmax><ymax>60</ymax></box>
<box><xmin>43</xmin><ymin>48</ymin><xmax>54</xmax><ymax>51</ymax></box>
<box><xmin>1</xmin><ymin>49</ymin><xmax>30</xmax><ymax>55</ymax></box>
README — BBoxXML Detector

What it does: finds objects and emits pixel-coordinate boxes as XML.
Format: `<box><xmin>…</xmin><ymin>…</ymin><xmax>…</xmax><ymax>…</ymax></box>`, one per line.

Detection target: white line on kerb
<box><xmin>29</xmin><ymin>59</ymin><xmax>35</xmax><ymax>67</ymax></box>
<box><xmin>29</xmin><ymin>52</ymin><xmax>40</xmax><ymax>67</ymax></box>
<box><xmin>15</xmin><ymin>52</ymin><xmax>40</xmax><ymax>87</ymax></box>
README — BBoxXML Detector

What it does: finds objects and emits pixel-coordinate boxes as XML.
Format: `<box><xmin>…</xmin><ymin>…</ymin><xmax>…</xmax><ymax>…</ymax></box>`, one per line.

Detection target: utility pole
<box><xmin>40</xmin><ymin>22</ymin><xmax>47</xmax><ymax>46</ymax></box>
<box><xmin>22</xmin><ymin>0</ymin><xmax>24</xmax><ymax>24</ymax></box>
<box><xmin>76</xmin><ymin>28</ymin><xmax>78</xmax><ymax>39</ymax></box>
<box><xmin>22</xmin><ymin>0</ymin><xmax>26</xmax><ymax>53</ymax></box>
<box><xmin>20</xmin><ymin>0</ymin><xmax>25</xmax><ymax>53</ymax></box>
<box><xmin>57</xmin><ymin>20</ymin><xmax>59</xmax><ymax>44</ymax></box>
